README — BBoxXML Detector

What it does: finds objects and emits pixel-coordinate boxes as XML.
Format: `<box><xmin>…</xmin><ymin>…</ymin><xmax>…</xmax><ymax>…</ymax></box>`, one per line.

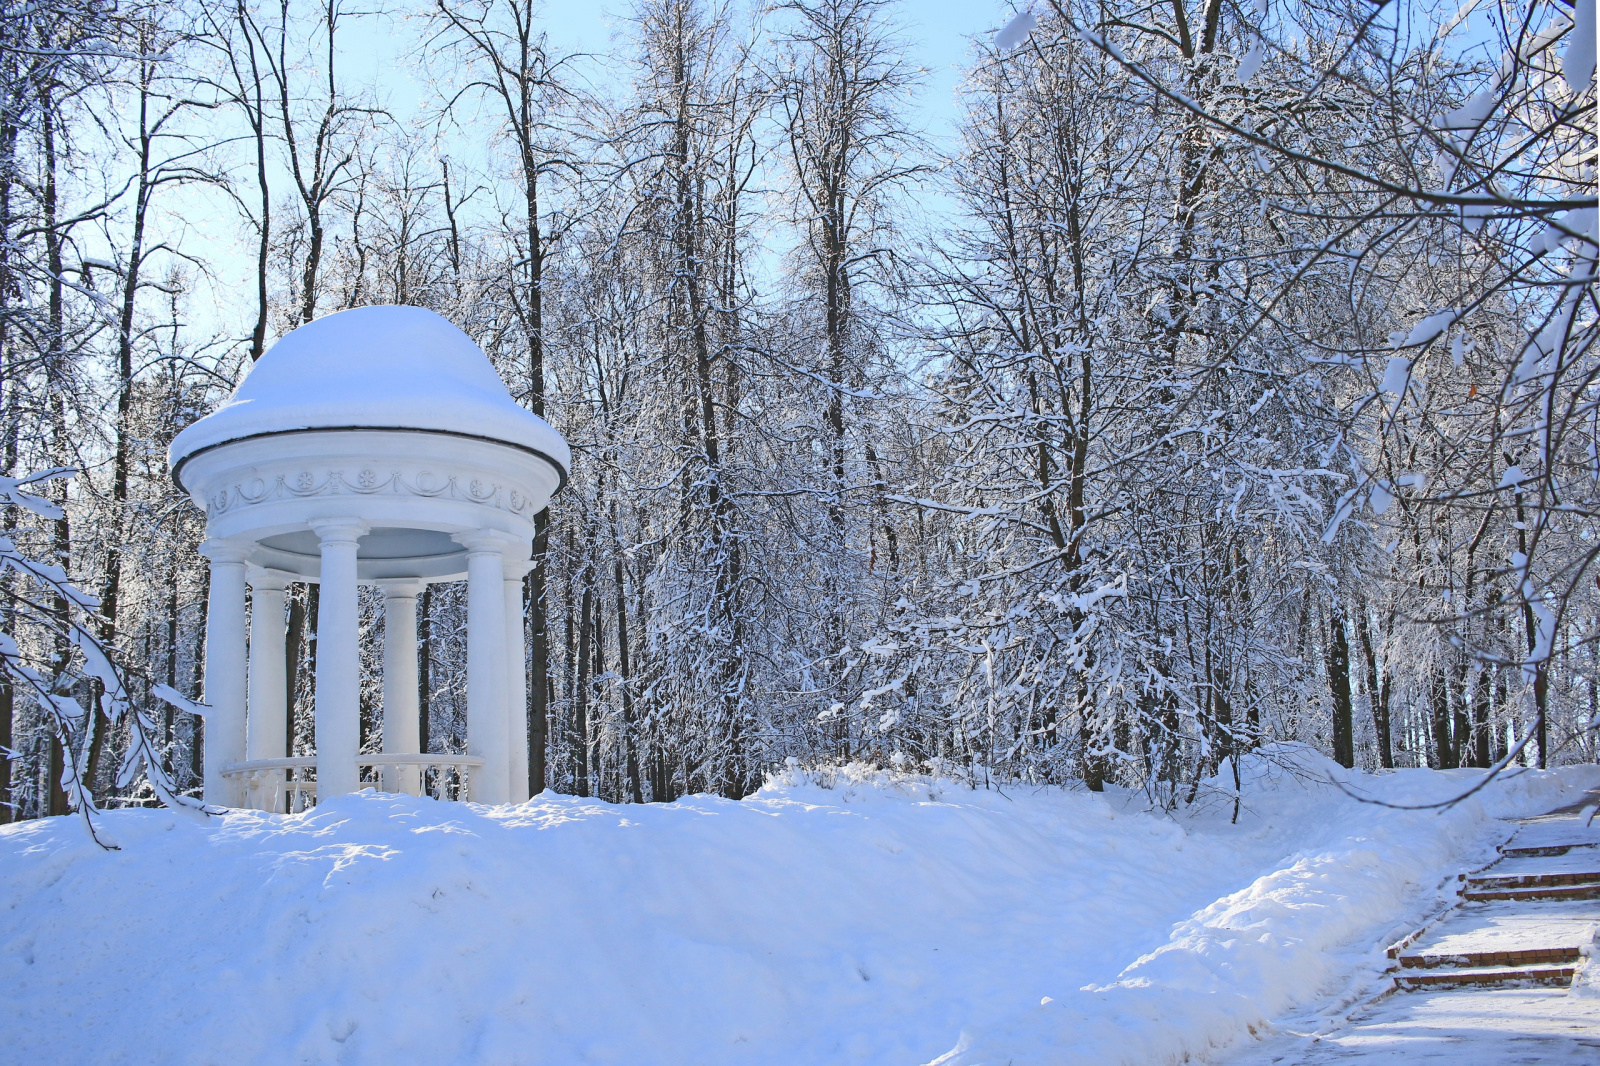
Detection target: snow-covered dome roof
<box><xmin>169</xmin><ymin>306</ymin><xmax>570</xmax><ymax>486</ymax></box>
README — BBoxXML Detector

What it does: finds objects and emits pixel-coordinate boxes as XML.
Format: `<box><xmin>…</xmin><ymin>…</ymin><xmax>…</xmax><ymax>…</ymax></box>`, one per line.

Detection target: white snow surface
<box><xmin>994</xmin><ymin>7</ymin><xmax>1037</xmax><ymax>51</ymax></box>
<box><xmin>1236</xmin><ymin>36</ymin><xmax>1265</xmax><ymax>82</ymax></box>
<box><xmin>1379</xmin><ymin>354</ymin><xmax>1412</xmax><ymax>396</ymax></box>
<box><xmin>1564</xmin><ymin>0</ymin><xmax>1596</xmax><ymax>96</ymax></box>
<box><xmin>1402</xmin><ymin>309</ymin><xmax>1457</xmax><ymax>349</ymax></box>
<box><xmin>167</xmin><ymin>306</ymin><xmax>570</xmax><ymax>476</ymax></box>
<box><xmin>1</xmin><ymin>747</ymin><xmax>1595</xmax><ymax>1066</ymax></box>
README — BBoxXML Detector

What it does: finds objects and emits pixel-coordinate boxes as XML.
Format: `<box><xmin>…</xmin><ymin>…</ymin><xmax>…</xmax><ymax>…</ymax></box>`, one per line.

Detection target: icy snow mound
<box><xmin>168</xmin><ymin>305</ymin><xmax>570</xmax><ymax>477</ymax></box>
<box><xmin>1</xmin><ymin>762</ymin><xmax>1595</xmax><ymax>1066</ymax></box>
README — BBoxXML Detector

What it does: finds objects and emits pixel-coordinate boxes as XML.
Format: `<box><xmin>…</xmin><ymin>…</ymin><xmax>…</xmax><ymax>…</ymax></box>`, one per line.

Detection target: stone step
<box><xmin>1500</xmin><ymin>841</ymin><xmax>1600</xmax><ymax>858</ymax></box>
<box><xmin>1462</xmin><ymin>881</ymin><xmax>1600</xmax><ymax>902</ymax></box>
<box><xmin>1396</xmin><ymin>945</ymin><xmax>1583</xmax><ymax>969</ymax></box>
<box><xmin>1467</xmin><ymin>869</ymin><xmax>1600</xmax><ymax>890</ymax></box>
<box><xmin>1393</xmin><ymin>963</ymin><xmax>1577</xmax><ymax>990</ymax></box>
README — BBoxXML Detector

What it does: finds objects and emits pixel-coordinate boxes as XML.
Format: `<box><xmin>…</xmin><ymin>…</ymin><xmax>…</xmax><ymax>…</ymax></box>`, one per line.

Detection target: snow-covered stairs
<box><xmin>1388</xmin><ymin>908</ymin><xmax>1591</xmax><ymax>990</ymax></box>
<box><xmin>1392</xmin><ymin>956</ymin><xmax>1581</xmax><ymax>990</ymax></box>
<box><xmin>1462</xmin><ymin>869</ymin><xmax>1600</xmax><ymax>902</ymax></box>
<box><xmin>1385</xmin><ymin>801</ymin><xmax>1600</xmax><ymax>992</ymax></box>
<box><xmin>1220</xmin><ymin>786</ymin><xmax>1600</xmax><ymax>1066</ymax></box>
<box><xmin>1461</xmin><ymin>844</ymin><xmax>1600</xmax><ymax>902</ymax></box>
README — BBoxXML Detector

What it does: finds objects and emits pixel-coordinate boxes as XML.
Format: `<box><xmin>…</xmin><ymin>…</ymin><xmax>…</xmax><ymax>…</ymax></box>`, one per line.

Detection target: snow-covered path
<box><xmin>1219</xmin><ymin>789</ymin><xmax>1600</xmax><ymax>1065</ymax></box>
<box><xmin>1224</xmin><ymin>986</ymin><xmax>1600</xmax><ymax>1064</ymax></box>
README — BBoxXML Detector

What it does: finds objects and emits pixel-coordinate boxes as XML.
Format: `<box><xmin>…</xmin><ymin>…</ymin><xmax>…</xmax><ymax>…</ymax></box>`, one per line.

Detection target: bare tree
<box><xmin>429</xmin><ymin>0</ymin><xmax>578</xmax><ymax>797</ymax></box>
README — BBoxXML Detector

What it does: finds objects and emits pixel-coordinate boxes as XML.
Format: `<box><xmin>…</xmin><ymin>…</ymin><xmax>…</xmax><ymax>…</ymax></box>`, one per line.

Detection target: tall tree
<box><xmin>430</xmin><ymin>0</ymin><xmax>576</xmax><ymax>797</ymax></box>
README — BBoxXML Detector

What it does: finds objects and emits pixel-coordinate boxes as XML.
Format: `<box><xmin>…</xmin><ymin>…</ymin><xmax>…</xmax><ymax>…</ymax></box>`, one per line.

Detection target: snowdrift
<box><xmin>1</xmin><ymin>747</ymin><xmax>1595</xmax><ymax>1066</ymax></box>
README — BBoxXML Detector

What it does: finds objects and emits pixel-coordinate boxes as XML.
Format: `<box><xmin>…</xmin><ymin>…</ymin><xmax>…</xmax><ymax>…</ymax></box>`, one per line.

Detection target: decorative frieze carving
<box><xmin>207</xmin><ymin>466</ymin><xmax>538</xmax><ymax>519</ymax></box>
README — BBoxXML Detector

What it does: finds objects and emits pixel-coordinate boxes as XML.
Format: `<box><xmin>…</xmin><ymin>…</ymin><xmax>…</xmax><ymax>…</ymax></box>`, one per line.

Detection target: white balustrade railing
<box><xmin>220</xmin><ymin>753</ymin><xmax>487</xmax><ymax>812</ymax></box>
<box><xmin>221</xmin><ymin>756</ymin><xmax>316</xmax><ymax>813</ymax></box>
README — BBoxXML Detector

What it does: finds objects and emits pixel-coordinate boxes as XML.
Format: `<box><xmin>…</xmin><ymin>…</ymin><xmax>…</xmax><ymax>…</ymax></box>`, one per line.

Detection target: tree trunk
<box><xmin>417</xmin><ymin>584</ymin><xmax>431</xmax><ymax>755</ymax></box>
<box><xmin>284</xmin><ymin>586</ymin><xmax>304</xmax><ymax>754</ymax></box>
<box><xmin>573</xmin><ymin>565</ymin><xmax>593</xmax><ymax>798</ymax></box>
<box><xmin>1354</xmin><ymin>602</ymin><xmax>1392</xmax><ymax>768</ymax></box>
<box><xmin>612</xmin><ymin>508</ymin><xmax>642</xmax><ymax>804</ymax></box>
<box><xmin>40</xmin><ymin>74</ymin><xmax>76</xmax><ymax>798</ymax></box>
<box><xmin>164</xmin><ymin>568</ymin><xmax>179</xmax><ymax>756</ymax></box>
<box><xmin>1079</xmin><ymin>678</ymin><xmax>1104</xmax><ymax>791</ymax></box>
<box><xmin>1430</xmin><ymin>666</ymin><xmax>1453</xmax><ymax>770</ymax></box>
<box><xmin>1470</xmin><ymin>663</ymin><xmax>1492</xmax><ymax>768</ymax></box>
<box><xmin>0</xmin><ymin>663</ymin><xmax>10</xmax><ymax>822</ymax></box>
<box><xmin>0</xmin><ymin>70</ymin><xmax>14</xmax><ymax>823</ymax></box>
<box><xmin>47</xmin><ymin>734</ymin><xmax>67</xmax><ymax>816</ymax></box>
<box><xmin>1325</xmin><ymin>600</ymin><xmax>1354</xmax><ymax>768</ymax></box>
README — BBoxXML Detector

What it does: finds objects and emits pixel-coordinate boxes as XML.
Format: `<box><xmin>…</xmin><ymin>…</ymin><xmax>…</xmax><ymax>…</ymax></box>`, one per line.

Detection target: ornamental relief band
<box><xmin>206</xmin><ymin>467</ymin><xmax>536</xmax><ymax>518</ymax></box>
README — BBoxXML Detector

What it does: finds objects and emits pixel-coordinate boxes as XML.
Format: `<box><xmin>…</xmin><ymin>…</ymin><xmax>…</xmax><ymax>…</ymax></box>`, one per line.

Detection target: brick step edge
<box><xmin>1468</xmin><ymin>871</ymin><xmax>1600</xmax><ymax>889</ymax></box>
<box><xmin>1462</xmin><ymin>884</ymin><xmax>1600</xmax><ymax>902</ymax></box>
<box><xmin>1386</xmin><ymin>914</ymin><xmax>1460</xmax><ymax>960</ymax></box>
<box><xmin>1398</xmin><ymin>946</ymin><xmax>1583</xmax><ymax>969</ymax></box>
<box><xmin>1393</xmin><ymin>965</ymin><xmax>1577</xmax><ymax>989</ymax></box>
<box><xmin>1501</xmin><ymin>842</ymin><xmax>1600</xmax><ymax>858</ymax></box>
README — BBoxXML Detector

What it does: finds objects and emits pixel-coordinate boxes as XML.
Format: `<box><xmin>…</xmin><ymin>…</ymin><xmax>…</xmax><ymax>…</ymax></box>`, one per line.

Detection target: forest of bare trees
<box><xmin>0</xmin><ymin>0</ymin><xmax>1593</xmax><ymax>824</ymax></box>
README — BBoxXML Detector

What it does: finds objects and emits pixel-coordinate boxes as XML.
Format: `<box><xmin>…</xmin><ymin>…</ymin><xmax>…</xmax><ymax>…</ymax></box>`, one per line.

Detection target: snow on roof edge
<box><xmin>167</xmin><ymin>306</ymin><xmax>572</xmax><ymax>481</ymax></box>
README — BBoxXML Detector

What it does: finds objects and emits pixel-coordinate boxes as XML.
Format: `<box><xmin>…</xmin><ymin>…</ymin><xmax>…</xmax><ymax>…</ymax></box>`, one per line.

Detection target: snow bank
<box><xmin>1</xmin><ymin>751</ymin><xmax>1594</xmax><ymax>1066</ymax></box>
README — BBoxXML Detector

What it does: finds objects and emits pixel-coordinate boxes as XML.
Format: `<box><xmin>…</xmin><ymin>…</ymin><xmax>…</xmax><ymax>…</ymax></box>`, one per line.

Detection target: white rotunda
<box><xmin>169</xmin><ymin>306</ymin><xmax>570</xmax><ymax>809</ymax></box>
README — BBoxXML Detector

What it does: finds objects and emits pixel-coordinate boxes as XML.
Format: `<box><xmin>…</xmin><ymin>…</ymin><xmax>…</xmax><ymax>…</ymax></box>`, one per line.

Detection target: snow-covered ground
<box><xmin>2</xmin><ymin>746</ymin><xmax>1596</xmax><ymax>1066</ymax></box>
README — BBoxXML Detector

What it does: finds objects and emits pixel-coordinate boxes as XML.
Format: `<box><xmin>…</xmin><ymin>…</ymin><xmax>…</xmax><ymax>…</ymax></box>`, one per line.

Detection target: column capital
<box><xmin>199</xmin><ymin>538</ymin><xmax>252</xmax><ymax>565</ymax></box>
<box><xmin>377</xmin><ymin>578</ymin><xmax>425</xmax><ymax>599</ymax></box>
<box><xmin>452</xmin><ymin>528</ymin><xmax>519</xmax><ymax>555</ymax></box>
<box><xmin>309</xmin><ymin>517</ymin><xmax>369</xmax><ymax>546</ymax></box>
<box><xmin>503</xmin><ymin>555</ymin><xmax>536</xmax><ymax>581</ymax></box>
<box><xmin>246</xmin><ymin>565</ymin><xmax>292</xmax><ymax>592</ymax></box>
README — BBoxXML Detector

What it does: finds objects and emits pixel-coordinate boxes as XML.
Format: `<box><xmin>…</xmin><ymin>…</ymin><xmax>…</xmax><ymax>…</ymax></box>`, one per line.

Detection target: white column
<box><xmin>310</xmin><ymin>518</ymin><xmax>367</xmax><ymax>799</ymax></box>
<box><xmin>245</xmin><ymin>568</ymin><xmax>289</xmax><ymax>811</ymax></box>
<box><xmin>246</xmin><ymin>569</ymin><xmax>289</xmax><ymax>761</ymax></box>
<box><xmin>454</xmin><ymin>529</ymin><xmax>511</xmax><ymax>804</ymax></box>
<box><xmin>380</xmin><ymin>580</ymin><xmax>423</xmax><ymax>795</ymax></box>
<box><xmin>504</xmin><ymin>554</ymin><xmax>534</xmax><ymax>804</ymax></box>
<box><xmin>200</xmin><ymin>539</ymin><xmax>250</xmax><ymax>806</ymax></box>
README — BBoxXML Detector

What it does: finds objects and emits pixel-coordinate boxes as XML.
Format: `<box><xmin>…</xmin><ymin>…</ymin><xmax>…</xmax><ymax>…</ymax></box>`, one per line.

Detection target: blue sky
<box><xmin>163</xmin><ymin>2</ymin><xmax>1018</xmax><ymax>343</ymax></box>
<box><xmin>531</xmin><ymin>0</ymin><xmax>998</xmax><ymax>143</ymax></box>
<box><xmin>344</xmin><ymin>0</ymin><xmax>1011</xmax><ymax>148</ymax></box>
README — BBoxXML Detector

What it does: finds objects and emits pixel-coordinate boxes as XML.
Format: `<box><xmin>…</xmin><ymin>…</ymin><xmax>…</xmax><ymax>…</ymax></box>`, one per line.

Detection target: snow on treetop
<box><xmin>167</xmin><ymin>305</ymin><xmax>570</xmax><ymax>475</ymax></box>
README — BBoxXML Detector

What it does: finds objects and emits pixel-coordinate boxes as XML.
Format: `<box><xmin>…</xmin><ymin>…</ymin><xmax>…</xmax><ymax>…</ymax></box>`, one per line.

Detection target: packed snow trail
<box><xmin>1223</xmin><ymin>986</ymin><xmax>1600</xmax><ymax>1064</ymax></box>
<box><xmin>1</xmin><ymin>749</ymin><xmax>1596</xmax><ymax>1066</ymax></box>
